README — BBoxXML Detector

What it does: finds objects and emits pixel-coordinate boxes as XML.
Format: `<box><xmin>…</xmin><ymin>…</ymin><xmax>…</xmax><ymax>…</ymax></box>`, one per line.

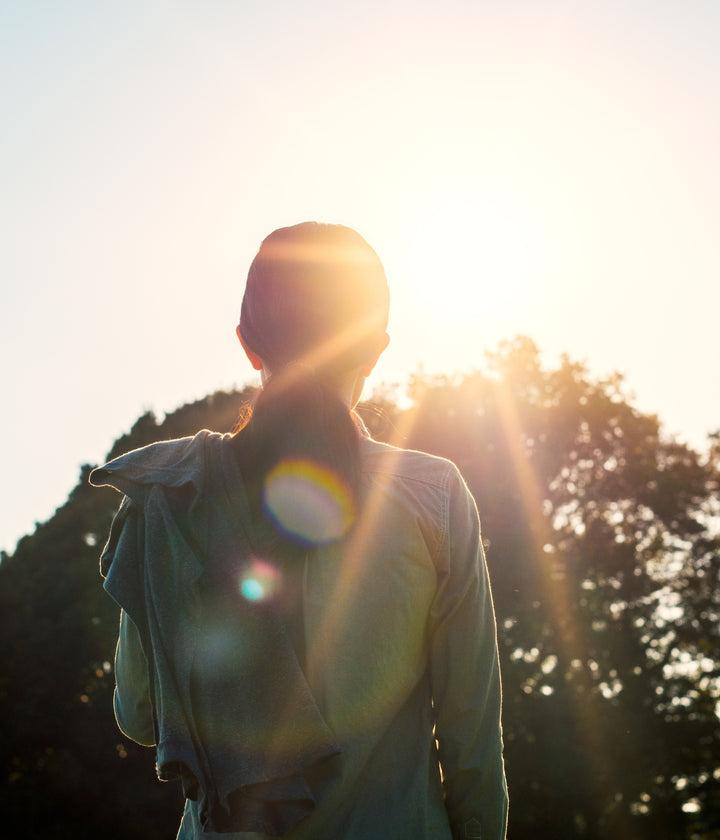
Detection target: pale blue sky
<box><xmin>2</xmin><ymin>0</ymin><xmax>719</xmax><ymax>553</ymax></box>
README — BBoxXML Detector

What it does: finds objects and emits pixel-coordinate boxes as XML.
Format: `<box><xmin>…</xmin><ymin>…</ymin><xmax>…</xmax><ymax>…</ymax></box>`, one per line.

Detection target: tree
<box><xmin>1</xmin><ymin>342</ymin><xmax>717</xmax><ymax>838</ymax></box>
<box><xmin>397</xmin><ymin>337</ymin><xmax>720</xmax><ymax>839</ymax></box>
<box><xmin>0</xmin><ymin>389</ymin><xmax>250</xmax><ymax>838</ymax></box>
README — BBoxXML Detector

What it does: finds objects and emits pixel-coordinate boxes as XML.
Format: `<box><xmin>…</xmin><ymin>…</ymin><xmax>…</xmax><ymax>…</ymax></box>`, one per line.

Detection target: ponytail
<box><xmin>232</xmin><ymin>367</ymin><xmax>361</xmax><ymax>558</ymax></box>
<box><xmin>232</xmin><ymin>221</ymin><xmax>388</xmax><ymax>559</ymax></box>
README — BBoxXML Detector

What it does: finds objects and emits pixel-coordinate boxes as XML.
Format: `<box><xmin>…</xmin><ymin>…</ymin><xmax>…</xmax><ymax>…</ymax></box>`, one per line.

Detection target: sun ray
<box><xmin>492</xmin><ymin>378</ymin><xmax>634</xmax><ymax>838</ymax></box>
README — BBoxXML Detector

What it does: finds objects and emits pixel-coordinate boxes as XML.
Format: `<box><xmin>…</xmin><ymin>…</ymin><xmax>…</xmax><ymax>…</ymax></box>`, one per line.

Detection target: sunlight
<box><xmin>396</xmin><ymin>191</ymin><xmax>541</xmax><ymax>322</ymax></box>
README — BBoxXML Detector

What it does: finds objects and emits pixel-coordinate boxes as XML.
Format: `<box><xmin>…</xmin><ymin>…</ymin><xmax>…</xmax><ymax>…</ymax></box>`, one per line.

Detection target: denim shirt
<box><xmin>96</xmin><ymin>429</ymin><xmax>508</xmax><ymax>840</ymax></box>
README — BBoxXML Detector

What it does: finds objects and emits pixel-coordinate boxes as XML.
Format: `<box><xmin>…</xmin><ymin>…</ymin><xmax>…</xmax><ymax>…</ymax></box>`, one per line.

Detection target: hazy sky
<box><xmin>2</xmin><ymin>0</ymin><xmax>719</xmax><ymax>553</ymax></box>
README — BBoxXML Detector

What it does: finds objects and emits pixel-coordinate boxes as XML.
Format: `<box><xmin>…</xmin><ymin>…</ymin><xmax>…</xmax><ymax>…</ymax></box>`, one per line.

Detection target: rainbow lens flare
<box><xmin>238</xmin><ymin>558</ymin><xmax>281</xmax><ymax>603</ymax></box>
<box><xmin>263</xmin><ymin>458</ymin><xmax>355</xmax><ymax>544</ymax></box>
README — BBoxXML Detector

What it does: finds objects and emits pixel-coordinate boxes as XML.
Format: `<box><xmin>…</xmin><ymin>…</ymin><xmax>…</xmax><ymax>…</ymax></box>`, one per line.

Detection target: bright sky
<box><xmin>2</xmin><ymin>0</ymin><xmax>719</xmax><ymax>554</ymax></box>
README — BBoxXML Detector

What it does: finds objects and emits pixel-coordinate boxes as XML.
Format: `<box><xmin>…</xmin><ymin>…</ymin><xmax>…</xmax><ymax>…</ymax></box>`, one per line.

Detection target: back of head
<box><xmin>235</xmin><ymin>222</ymin><xmax>389</xmax><ymax>554</ymax></box>
<box><xmin>240</xmin><ymin>221</ymin><xmax>389</xmax><ymax>379</ymax></box>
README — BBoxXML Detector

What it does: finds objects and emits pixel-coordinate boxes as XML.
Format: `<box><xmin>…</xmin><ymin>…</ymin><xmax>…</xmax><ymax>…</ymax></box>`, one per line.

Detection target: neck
<box><xmin>260</xmin><ymin>365</ymin><xmax>366</xmax><ymax>409</ymax></box>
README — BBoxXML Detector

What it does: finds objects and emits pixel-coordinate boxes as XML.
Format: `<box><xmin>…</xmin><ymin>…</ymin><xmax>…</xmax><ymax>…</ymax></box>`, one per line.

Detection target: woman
<box><xmin>91</xmin><ymin>222</ymin><xmax>508</xmax><ymax>839</ymax></box>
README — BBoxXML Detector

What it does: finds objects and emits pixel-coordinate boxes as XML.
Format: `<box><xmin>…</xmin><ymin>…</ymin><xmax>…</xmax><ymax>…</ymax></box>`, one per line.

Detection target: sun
<box><xmin>393</xmin><ymin>190</ymin><xmax>541</xmax><ymax>323</ymax></box>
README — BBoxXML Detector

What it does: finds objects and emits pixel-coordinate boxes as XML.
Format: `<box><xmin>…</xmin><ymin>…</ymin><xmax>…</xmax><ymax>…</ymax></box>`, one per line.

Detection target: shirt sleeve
<box><xmin>429</xmin><ymin>466</ymin><xmax>508</xmax><ymax>840</ymax></box>
<box><xmin>113</xmin><ymin>608</ymin><xmax>156</xmax><ymax>748</ymax></box>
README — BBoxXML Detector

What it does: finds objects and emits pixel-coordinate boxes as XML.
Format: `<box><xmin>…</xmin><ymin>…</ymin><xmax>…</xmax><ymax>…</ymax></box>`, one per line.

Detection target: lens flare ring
<box><xmin>238</xmin><ymin>558</ymin><xmax>281</xmax><ymax>603</ymax></box>
<box><xmin>263</xmin><ymin>457</ymin><xmax>355</xmax><ymax>544</ymax></box>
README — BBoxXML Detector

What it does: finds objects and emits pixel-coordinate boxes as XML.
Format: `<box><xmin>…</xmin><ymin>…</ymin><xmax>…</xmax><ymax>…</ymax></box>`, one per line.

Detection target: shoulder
<box><xmin>359</xmin><ymin>436</ymin><xmax>477</xmax><ymax>570</ymax></box>
<box><xmin>89</xmin><ymin>429</ymin><xmax>229</xmax><ymax>497</ymax></box>
<box><xmin>360</xmin><ymin>435</ymin><xmax>462</xmax><ymax>491</ymax></box>
<box><xmin>360</xmin><ymin>435</ymin><xmax>478</xmax><ymax>532</ymax></box>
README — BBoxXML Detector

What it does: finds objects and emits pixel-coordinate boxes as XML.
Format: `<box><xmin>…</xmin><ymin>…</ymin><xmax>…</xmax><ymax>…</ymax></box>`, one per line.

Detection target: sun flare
<box><xmin>395</xmin><ymin>191</ymin><xmax>541</xmax><ymax>322</ymax></box>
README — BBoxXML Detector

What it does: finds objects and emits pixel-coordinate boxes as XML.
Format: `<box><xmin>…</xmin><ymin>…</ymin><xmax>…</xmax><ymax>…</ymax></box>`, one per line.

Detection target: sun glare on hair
<box><xmin>263</xmin><ymin>458</ymin><xmax>355</xmax><ymax>544</ymax></box>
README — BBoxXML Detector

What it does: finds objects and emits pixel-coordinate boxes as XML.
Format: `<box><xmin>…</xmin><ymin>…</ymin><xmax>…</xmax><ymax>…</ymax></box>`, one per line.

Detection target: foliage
<box><xmin>1</xmin><ymin>342</ymin><xmax>718</xmax><ymax>839</ymax></box>
<box><xmin>0</xmin><ymin>389</ymin><xmax>248</xmax><ymax>839</ymax></box>
<box><xmin>398</xmin><ymin>338</ymin><xmax>720</xmax><ymax>839</ymax></box>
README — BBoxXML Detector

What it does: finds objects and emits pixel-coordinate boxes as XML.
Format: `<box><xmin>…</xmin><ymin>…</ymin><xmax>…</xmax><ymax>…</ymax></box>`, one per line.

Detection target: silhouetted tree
<box><xmin>0</xmin><ymin>389</ymin><xmax>251</xmax><ymax>839</ymax></box>
<box><xmin>1</xmin><ymin>343</ymin><xmax>717</xmax><ymax>839</ymax></box>
<box><xmin>399</xmin><ymin>338</ymin><xmax>720</xmax><ymax>839</ymax></box>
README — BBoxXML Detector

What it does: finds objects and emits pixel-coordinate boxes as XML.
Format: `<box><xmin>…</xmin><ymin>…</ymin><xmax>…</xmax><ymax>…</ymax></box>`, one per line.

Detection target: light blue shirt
<box><xmin>97</xmin><ymin>430</ymin><xmax>508</xmax><ymax>840</ymax></box>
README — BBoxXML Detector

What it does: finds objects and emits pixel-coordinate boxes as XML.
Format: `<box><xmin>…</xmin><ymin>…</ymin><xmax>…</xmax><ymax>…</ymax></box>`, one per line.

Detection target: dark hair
<box><xmin>233</xmin><ymin>222</ymin><xmax>389</xmax><ymax>555</ymax></box>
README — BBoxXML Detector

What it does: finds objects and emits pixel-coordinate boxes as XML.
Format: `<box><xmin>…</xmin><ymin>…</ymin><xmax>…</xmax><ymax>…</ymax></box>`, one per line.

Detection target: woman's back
<box><xmin>93</xmin><ymin>222</ymin><xmax>508</xmax><ymax>839</ymax></box>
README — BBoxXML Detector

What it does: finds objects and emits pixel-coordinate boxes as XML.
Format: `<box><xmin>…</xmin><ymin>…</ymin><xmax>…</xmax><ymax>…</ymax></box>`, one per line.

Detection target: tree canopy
<box><xmin>1</xmin><ymin>338</ymin><xmax>718</xmax><ymax>839</ymax></box>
